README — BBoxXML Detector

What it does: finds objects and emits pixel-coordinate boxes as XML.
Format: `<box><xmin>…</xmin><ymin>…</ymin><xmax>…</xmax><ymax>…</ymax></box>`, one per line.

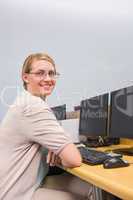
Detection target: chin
<box><xmin>41</xmin><ymin>91</ymin><xmax>52</xmax><ymax>97</ymax></box>
<box><xmin>39</xmin><ymin>87</ymin><xmax>54</xmax><ymax>97</ymax></box>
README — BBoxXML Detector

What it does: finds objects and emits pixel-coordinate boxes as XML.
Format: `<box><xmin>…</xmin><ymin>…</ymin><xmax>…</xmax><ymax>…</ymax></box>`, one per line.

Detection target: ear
<box><xmin>22</xmin><ymin>73</ymin><xmax>29</xmax><ymax>84</ymax></box>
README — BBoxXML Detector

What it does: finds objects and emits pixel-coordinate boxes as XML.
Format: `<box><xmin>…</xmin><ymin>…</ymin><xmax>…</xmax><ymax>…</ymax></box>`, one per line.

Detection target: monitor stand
<box><xmin>113</xmin><ymin>147</ymin><xmax>133</xmax><ymax>156</ymax></box>
<box><xmin>83</xmin><ymin>136</ymin><xmax>105</xmax><ymax>148</ymax></box>
<box><xmin>84</xmin><ymin>136</ymin><xmax>120</xmax><ymax>148</ymax></box>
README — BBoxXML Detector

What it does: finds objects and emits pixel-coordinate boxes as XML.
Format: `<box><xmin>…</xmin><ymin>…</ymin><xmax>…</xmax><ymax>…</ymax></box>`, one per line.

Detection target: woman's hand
<box><xmin>46</xmin><ymin>150</ymin><xmax>61</xmax><ymax>166</ymax></box>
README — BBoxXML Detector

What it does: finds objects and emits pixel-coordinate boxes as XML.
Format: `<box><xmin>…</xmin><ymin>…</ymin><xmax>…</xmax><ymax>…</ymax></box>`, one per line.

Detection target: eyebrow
<box><xmin>32</xmin><ymin>69</ymin><xmax>55</xmax><ymax>72</ymax></box>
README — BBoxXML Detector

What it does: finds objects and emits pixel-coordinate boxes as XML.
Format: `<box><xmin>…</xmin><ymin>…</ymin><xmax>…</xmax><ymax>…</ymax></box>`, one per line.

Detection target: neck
<box><xmin>26</xmin><ymin>88</ymin><xmax>46</xmax><ymax>100</ymax></box>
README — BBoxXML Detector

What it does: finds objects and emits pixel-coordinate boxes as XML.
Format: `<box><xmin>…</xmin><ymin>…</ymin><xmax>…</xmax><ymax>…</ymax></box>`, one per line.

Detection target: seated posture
<box><xmin>0</xmin><ymin>53</ymin><xmax>92</xmax><ymax>200</ymax></box>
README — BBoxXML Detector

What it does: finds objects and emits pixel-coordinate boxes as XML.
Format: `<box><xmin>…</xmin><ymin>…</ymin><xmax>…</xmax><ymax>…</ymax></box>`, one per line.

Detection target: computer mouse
<box><xmin>103</xmin><ymin>157</ymin><xmax>129</xmax><ymax>169</ymax></box>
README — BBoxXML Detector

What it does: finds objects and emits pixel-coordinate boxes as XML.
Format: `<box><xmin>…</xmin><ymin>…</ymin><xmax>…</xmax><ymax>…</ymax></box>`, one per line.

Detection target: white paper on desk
<box><xmin>61</xmin><ymin>119</ymin><xmax>80</xmax><ymax>143</ymax></box>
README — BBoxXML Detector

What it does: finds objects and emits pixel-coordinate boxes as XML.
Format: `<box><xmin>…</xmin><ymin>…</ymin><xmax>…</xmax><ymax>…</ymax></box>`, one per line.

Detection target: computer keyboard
<box><xmin>78</xmin><ymin>146</ymin><xmax>122</xmax><ymax>165</ymax></box>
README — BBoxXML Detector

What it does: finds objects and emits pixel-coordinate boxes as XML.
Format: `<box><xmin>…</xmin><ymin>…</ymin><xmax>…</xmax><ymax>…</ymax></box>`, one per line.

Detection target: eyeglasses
<box><xmin>28</xmin><ymin>70</ymin><xmax>60</xmax><ymax>80</ymax></box>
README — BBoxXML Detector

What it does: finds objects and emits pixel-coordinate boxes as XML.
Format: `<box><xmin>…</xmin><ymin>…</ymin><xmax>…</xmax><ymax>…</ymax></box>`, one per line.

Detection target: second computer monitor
<box><xmin>110</xmin><ymin>85</ymin><xmax>133</xmax><ymax>139</ymax></box>
<box><xmin>79</xmin><ymin>93</ymin><xmax>108</xmax><ymax>136</ymax></box>
<box><xmin>51</xmin><ymin>104</ymin><xmax>66</xmax><ymax>120</ymax></box>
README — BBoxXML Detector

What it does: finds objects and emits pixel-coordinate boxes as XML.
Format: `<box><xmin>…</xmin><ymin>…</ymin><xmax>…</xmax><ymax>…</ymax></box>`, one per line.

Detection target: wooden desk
<box><xmin>65</xmin><ymin>144</ymin><xmax>133</xmax><ymax>200</ymax></box>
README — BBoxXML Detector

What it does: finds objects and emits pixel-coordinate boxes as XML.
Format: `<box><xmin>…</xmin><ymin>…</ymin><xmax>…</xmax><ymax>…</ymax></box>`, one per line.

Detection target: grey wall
<box><xmin>0</xmin><ymin>0</ymin><xmax>133</xmax><ymax>120</ymax></box>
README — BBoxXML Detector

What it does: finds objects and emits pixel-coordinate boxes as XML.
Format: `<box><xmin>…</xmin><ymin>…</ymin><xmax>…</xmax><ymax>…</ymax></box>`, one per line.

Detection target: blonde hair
<box><xmin>22</xmin><ymin>53</ymin><xmax>56</xmax><ymax>90</ymax></box>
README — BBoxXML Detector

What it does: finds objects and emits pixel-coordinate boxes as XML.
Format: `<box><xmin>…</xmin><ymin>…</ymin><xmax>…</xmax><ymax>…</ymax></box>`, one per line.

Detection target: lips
<box><xmin>43</xmin><ymin>86</ymin><xmax>52</xmax><ymax>90</ymax></box>
<box><xmin>39</xmin><ymin>84</ymin><xmax>53</xmax><ymax>90</ymax></box>
<box><xmin>39</xmin><ymin>81</ymin><xmax>54</xmax><ymax>87</ymax></box>
<box><xmin>39</xmin><ymin>81</ymin><xmax>55</xmax><ymax>93</ymax></box>
<box><xmin>40</xmin><ymin>83</ymin><xmax>52</xmax><ymax>87</ymax></box>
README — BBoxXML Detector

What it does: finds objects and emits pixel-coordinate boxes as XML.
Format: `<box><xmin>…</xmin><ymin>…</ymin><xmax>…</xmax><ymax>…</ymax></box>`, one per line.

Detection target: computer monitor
<box><xmin>79</xmin><ymin>93</ymin><xmax>108</xmax><ymax>137</ymax></box>
<box><xmin>109</xmin><ymin>85</ymin><xmax>133</xmax><ymax>139</ymax></box>
<box><xmin>51</xmin><ymin>104</ymin><xmax>66</xmax><ymax>120</ymax></box>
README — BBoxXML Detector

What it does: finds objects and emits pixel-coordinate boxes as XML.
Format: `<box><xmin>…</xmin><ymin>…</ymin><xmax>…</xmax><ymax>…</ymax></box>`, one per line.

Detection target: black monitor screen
<box><xmin>51</xmin><ymin>104</ymin><xmax>66</xmax><ymax>120</ymax></box>
<box><xmin>79</xmin><ymin>93</ymin><xmax>108</xmax><ymax>136</ymax></box>
<box><xmin>110</xmin><ymin>85</ymin><xmax>133</xmax><ymax>138</ymax></box>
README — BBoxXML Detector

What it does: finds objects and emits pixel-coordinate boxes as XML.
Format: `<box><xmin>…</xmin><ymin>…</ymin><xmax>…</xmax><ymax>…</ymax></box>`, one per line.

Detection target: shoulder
<box><xmin>12</xmin><ymin>91</ymin><xmax>53</xmax><ymax>117</ymax></box>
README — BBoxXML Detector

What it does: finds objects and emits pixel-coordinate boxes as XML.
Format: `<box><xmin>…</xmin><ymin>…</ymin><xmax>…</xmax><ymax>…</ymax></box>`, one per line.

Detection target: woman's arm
<box><xmin>58</xmin><ymin>143</ymin><xmax>82</xmax><ymax>168</ymax></box>
<box><xmin>47</xmin><ymin>143</ymin><xmax>82</xmax><ymax>168</ymax></box>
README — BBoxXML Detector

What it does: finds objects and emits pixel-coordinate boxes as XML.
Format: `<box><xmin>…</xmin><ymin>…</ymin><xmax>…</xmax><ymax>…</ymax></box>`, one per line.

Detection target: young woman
<box><xmin>0</xmin><ymin>53</ymin><xmax>92</xmax><ymax>200</ymax></box>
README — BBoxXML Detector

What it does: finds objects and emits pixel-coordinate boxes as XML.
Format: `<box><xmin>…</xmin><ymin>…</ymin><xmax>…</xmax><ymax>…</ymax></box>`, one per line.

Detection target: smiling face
<box><xmin>22</xmin><ymin>59</ymin><xmax>56</xmax><ymax>98</ymax></box>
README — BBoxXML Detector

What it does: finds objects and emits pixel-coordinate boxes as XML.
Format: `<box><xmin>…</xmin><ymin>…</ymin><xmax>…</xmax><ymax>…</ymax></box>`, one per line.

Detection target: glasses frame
<box><xmin>27</xmin><ymin>70</ymin><xmax>60</xmax><ymax>80</ymax></box>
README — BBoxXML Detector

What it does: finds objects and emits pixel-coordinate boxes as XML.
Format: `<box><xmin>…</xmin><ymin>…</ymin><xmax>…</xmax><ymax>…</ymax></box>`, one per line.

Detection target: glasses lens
<box><xmin>49</xmin><ymin>70</ymin><xmax>55</xmax><ymax>78</ymax></box>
